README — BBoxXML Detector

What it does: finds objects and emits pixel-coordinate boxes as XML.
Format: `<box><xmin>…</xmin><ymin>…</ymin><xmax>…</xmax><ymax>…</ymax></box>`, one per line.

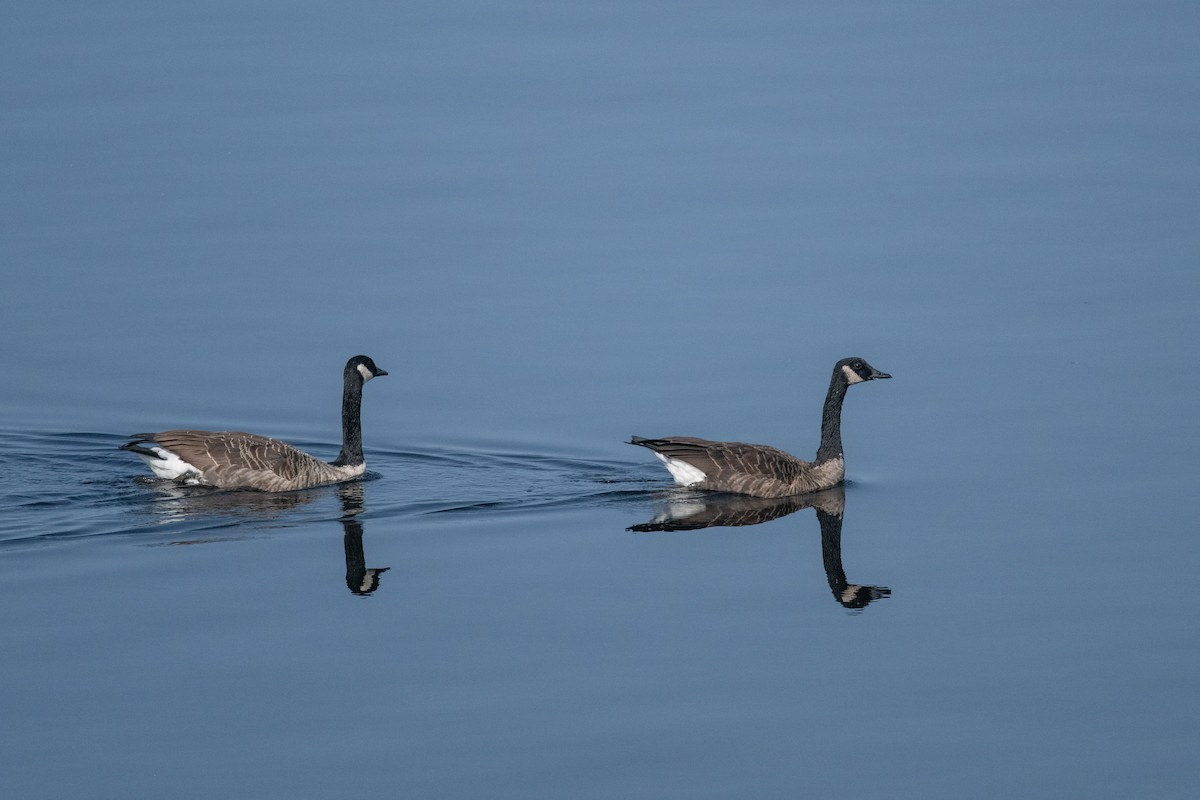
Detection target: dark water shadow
<box><xmin>628</xmin><ymin>485</ymin><xmax>891</xmax><ymax>611</ymax></box>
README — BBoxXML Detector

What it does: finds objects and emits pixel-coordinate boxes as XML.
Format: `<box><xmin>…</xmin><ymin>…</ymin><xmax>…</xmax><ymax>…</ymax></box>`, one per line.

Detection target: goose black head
<box><xmin>836</xmin><ymin>357</ymin><xmax>891</xmax><ymax>385</ymax></box>
<box><xmin>347</xmin><ymin>355</ymin><xmax>388</xmax><ymax>382</ymax></box>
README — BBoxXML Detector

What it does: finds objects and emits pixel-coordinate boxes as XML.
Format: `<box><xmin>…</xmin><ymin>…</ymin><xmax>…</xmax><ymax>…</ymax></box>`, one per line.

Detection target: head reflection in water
<box><xmin>628</xmin><ymin>485</ymin><xmax>890</xmax><ymax>611</ymax></box>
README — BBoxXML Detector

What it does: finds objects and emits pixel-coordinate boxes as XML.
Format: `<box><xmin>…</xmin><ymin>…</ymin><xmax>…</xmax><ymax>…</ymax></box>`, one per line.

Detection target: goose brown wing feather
<box><xmin>707</xmin><ymin>442</ymin><xmax>810</xmax><ymax>484</ymax></box>
<box><xmin>146</xmin><ymin>430</ymin><xmax>330</xmax><ymax>490</ymax></box>
<box><xmin>688</xmin><ymin>441</ymin><xmax>810</xmax><ymax>490</ymax></box>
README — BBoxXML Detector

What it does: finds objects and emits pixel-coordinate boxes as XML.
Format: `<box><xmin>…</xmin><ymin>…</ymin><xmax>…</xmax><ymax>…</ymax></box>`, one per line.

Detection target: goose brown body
<box><xmin>631</xmin><ymin>357</ymin><xmax>889</xmax><ymax>499</ymax></box>
<box><xmin>123</xmin><ymin>429</ymin><xmax>366</xmax><ymax>491</ymax></box>
<box><xmin>629</xmin><ymin>436</ymin><xmax>846</xmax><ymax>498</ymax></box>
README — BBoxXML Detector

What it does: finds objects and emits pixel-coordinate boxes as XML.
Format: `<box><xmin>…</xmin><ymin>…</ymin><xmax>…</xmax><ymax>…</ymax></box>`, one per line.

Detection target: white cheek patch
<box><xmin>357</xmin><ymin>364</ymin><xmax>373</xmax><ymax>381</ymax></box>
<box><xmin>841</xmin><ymin>364</ymin><xmax>865</xmax><ymax>384</ymax></box>
<box><xmin>654</xmin><ymin>452</ymin><xmax>707</xmax><ymax>487</ymax></box>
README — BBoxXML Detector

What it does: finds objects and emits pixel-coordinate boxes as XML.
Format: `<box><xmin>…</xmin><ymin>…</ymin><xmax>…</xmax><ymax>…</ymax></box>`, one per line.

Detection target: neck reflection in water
<box><xmin>628</xmin><ymin>485</ymin><xmax>890</xmax><ymax>611</ymax></box>
<box><xmin>338</xmin><ymin>483</ymin><xmax>389</xmax><ymax>596</ymax></box>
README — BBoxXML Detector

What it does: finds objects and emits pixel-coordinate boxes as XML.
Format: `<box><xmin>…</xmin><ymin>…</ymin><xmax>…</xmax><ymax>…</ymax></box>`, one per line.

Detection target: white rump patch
<box><xmin>841</xmin><ymin>364</ymin><xmax>865</xmax><ymax>384</ymax></box>
<box><xmin>134</xmin><ymin>446</ymin><xmax>204</xmax><ymax>484</ymax></box>
<box><xmin>653</xmin><ymin>452</ymin><xmax>707</xmax><ymax>487</ymax></box>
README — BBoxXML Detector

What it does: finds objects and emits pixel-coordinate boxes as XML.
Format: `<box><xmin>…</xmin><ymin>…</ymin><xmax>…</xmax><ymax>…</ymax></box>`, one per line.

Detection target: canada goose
<box><xmin>630</xmin><ymin>357</ymin><xmax>890</xmax><ymax>498</ymax></box>
<box><xmin>121</xmin><ymin>355</ymin><xmax>387</xmax><ymax>492</ymax></box>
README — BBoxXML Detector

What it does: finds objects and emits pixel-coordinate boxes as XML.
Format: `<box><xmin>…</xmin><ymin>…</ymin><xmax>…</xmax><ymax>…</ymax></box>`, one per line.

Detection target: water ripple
<box><xmin>0</xmin><ymin>429</ymin><xmax>653</xmax><ymax>551</ymax></box>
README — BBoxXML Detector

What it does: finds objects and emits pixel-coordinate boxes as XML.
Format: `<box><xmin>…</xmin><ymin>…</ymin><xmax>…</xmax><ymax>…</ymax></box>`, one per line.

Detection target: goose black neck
<box><xmin>818</xmin><ymin>506</ymin><xmax>848</xmax><ymax>597</ymax></box>
<box><xmin>815</xmin><ymin>368</ymin><xmax>850</xmax><ymax>463</ymax></box>
<box><xmin>333</xmin><ymin>371</ymin><xmax>366</xmax><ymax>467</ymax></box>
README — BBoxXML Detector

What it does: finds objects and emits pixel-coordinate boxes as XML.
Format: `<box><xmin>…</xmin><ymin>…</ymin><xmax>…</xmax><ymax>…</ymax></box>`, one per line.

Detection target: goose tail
<box><xmin>119</xmin><ymin>437</ymin><xmax>159</xmax><ymax>458</ymax></box>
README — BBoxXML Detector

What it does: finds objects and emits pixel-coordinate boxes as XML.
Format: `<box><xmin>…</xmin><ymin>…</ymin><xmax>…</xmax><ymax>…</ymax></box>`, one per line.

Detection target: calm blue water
<box><xmin>3</xmin><ymin>2</ymin><xmax>1199</xmax><ymax>798</ymax></box>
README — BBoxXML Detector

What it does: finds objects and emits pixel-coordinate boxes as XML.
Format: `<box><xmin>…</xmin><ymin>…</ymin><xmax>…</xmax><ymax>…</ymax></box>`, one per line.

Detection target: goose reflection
<box><xmin>131</xmin><ymin>477</ymin><xmax>322</xmax><ymax>524</ymax></box>
<box><xmin>628</xmin><ymin>485</ymin><xmax>890</xmax><ymax>610</ymax></box>
<box><xmin>338</xmin><ymin>483</ymin><xmax>390</xmax><ymax>596</ymax></box>
<box><xmin>130</xmin><ymin>478</ymin><xmax>390</xmax><ymax>596</ymax></box>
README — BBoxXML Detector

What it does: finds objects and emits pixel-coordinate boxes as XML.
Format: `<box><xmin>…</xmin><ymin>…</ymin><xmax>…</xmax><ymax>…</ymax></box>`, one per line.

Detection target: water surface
<box><xmin>2</xmin><ymin>2</ymin><xmax>1198</xmax><ymax>798</ymax></box>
